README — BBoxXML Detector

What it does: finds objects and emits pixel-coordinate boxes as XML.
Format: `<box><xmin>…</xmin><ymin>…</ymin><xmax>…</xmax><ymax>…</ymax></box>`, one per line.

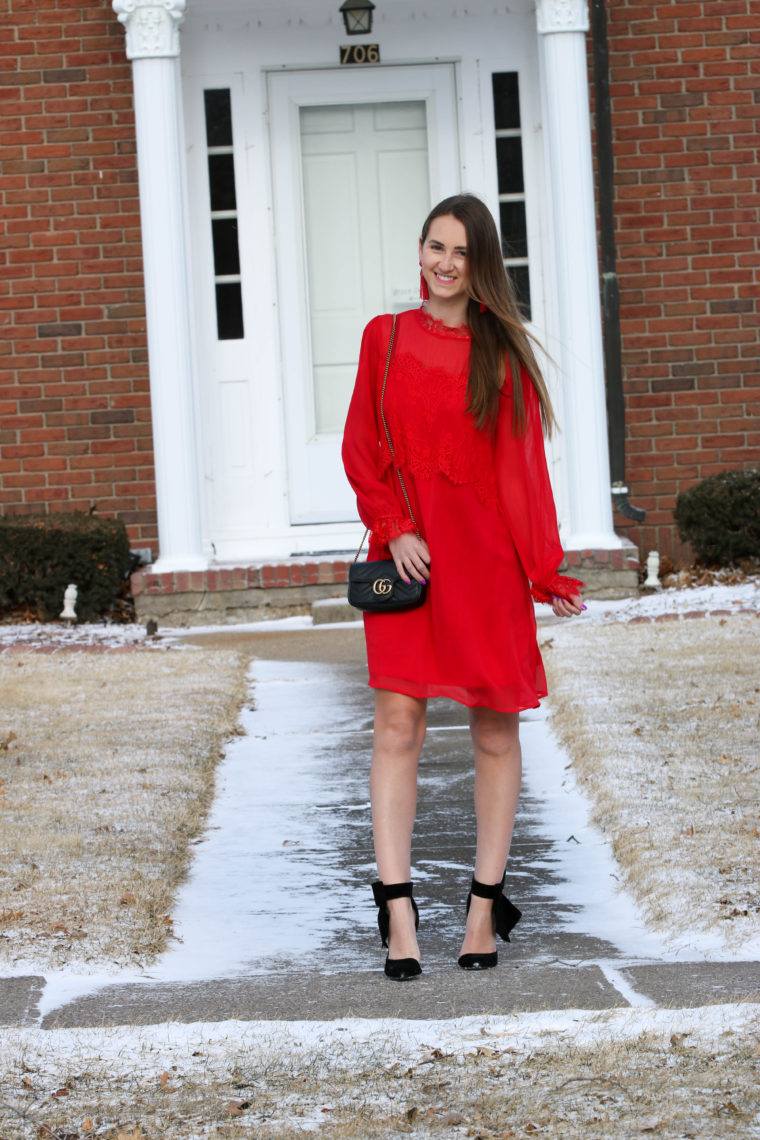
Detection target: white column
<box><xmin>113</xmin><ymin>0</ymin><xmax>205</xmax><ymax>571</ymax></box>
<box><xmin>537</xmin><ymin>0</ymin><xmax>620</xmax><ymax>549</ymax></box>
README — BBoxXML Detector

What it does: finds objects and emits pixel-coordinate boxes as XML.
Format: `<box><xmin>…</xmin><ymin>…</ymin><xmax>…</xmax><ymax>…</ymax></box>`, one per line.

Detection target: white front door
<box><xmin>269</xmin><ymin>65</ymin><xmax>460</xmax><ymax>525</ymax></box>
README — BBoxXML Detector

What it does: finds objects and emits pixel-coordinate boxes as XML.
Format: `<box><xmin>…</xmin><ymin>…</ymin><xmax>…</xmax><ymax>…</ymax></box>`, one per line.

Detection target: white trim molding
<box><xmin>536</xmin><ymin>0</ymin><xmax>589</xmax><ymax>35</ymax></box>
<box><xmin>113</xmin><ymin>0</ymin><xmax>186</xmax><ymax>60</ymax></box>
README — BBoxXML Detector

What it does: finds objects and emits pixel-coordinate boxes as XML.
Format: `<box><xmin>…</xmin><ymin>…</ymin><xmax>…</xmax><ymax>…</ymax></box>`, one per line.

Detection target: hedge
<box><xmin>0</xmin><ymin>512</ymin><xmax>132</xmax><ymax>622</ymax></box>
<box><xmin>674</xmin><ymin>469</ymin><xmax>760</xmax><ymax>566</ymax></box>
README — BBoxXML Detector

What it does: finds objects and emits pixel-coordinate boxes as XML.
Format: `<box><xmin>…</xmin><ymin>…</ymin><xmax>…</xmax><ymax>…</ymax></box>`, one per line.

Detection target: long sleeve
<box><xmin>342</xmin><ymin>315</ymin><xmax>416</xmax><ymax>544</ymax></box>
<box><xmin>496</xmin><ymin>367</ymin><xmax>583</xmax><ymax>604</ymax></box>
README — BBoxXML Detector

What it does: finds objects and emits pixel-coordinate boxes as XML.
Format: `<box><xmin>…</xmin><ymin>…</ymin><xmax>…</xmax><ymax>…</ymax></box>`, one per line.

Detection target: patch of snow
<box><xmin>580</xmin><ymin>580</ymin><xmax>760</xmax><ymax>623</ymax></box>
<box><xmin>2</xmin><ymin>1003</ymin><xmax>757</xmax><ymax>1078</ymax></box>
<box><xmin>524</xmin><ymin>704</ymin><xmax>760</xmax><ymax>962</ymax></box>
<box><xmin>0</xmin><ymin>621</ymin><xmax>180</xmax><ymax>651</ymax></box>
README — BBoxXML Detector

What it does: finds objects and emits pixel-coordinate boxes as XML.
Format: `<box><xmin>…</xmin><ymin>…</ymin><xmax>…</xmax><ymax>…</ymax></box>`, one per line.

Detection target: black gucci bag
<box><xmin>347</xmin><ymin>559</ymin><xmax>426</xmax><ymax>613</ymax></box>
<box><xmin>347</xmin><ymin>314</ymin><xmax>427</xmax><ymax>615</ymax></box>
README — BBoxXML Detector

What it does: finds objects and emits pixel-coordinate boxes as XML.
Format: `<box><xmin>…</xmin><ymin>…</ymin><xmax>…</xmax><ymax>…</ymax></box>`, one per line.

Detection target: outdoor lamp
<box><xmin>340</xmin><ymin>0</ymin><xmax>375</xmax><ymax>35</ymax></box>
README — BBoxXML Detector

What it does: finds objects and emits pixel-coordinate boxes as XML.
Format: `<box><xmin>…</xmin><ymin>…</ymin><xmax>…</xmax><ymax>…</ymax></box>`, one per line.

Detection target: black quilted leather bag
<box><xmin>347</xmin><ymin>559</ymin><xmax>426</xmax><ymax>613</ymax></box>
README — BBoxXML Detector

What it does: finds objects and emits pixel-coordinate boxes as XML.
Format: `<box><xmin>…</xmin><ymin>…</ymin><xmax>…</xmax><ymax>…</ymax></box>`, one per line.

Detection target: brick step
<box><xmin>130</xmin><ymin>543</ymin><xmax>639</xmax><ymax>628</ymax></box>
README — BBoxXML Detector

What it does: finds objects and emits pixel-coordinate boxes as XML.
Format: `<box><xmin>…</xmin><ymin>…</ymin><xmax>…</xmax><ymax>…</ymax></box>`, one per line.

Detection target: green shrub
<box><xmin>674</xmin><ymin>468</ymin><xmax>760</xmax><ymax>565</ymax></box>
<box><xmin>0</xmin><ymin>512</ymin><xmax>132</xmax><ymax>622</ymax></box>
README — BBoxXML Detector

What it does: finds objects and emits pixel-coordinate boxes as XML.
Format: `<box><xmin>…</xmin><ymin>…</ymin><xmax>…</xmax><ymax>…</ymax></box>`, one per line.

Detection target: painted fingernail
<box><xmin>581</xmin><ymin>604</ymin><xmax>587</xmax><ymax>611</ymax></box>
<box><xmin>420</xmin><ymin>579</ymin><xmax>427</xmax><ymax>585</ymax></box>
<box><xmin>404</xmin><ymin>578</ymin><xmax>411</xmax><ymax>585</ymax></box>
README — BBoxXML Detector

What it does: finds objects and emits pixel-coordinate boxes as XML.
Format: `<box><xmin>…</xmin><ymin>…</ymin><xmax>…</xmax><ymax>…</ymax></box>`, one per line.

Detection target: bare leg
<box><xmin>370</xmin><ymin>689</ymin><xmax>427</xmax><ymax>960</ymax></box>
<box><xmin>459</xmin><ymin>707</ymin><xmax>522</xmax><ymax>958</ymax></box>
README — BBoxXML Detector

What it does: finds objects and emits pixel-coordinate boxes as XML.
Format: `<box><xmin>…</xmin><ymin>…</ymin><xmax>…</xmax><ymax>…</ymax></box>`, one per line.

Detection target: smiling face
<box><xmin>419</xmin><ymin>214</ymin><xmax>471</xmax><ymax>317</ymax></box>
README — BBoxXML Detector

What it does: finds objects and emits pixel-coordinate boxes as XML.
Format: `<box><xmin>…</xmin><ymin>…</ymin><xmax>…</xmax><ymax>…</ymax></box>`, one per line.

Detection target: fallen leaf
<box><xmin>52</xmin><ymin>1087</ymin><xmax>69</xmax><ymax>1097</ymax></box>
<box><xmin>224</xmin><ymin>1100</ymin><xmax>250</xmax><ymax>1116</ymax></box>
<box><xmin>159</xmin><ymin>1071</ymin><xmax>168</xmax><ymax>1088</ymax></box>
<box><xmin>406</xmin><ymin>1106</ymin><xmax>418</xmax><ymax>1123</ymax></box>
<box><xmin>22</xmin><ymin>1075</ymin><xmax>33</xmax><ymax>1088</ymax></box>
<box><xmin>120</xmin><ymin>891</ymin><xmax>136</xmax><ymax>905</ymax></box>
<box><xmin>82</xmin><ymin>1120</ymin><xmax>94</xmax><ymax>1133</ymax></box>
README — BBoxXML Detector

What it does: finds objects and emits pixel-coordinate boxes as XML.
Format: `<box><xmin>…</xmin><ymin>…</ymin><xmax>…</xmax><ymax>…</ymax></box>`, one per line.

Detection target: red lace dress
<box><xmin>341</xmin><ymin>307</ymin><xmax>582</xmax><ymax>713</ymax></box>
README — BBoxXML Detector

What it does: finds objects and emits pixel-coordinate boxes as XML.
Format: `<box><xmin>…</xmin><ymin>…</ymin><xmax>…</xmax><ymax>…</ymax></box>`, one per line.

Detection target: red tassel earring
<box><xmin>479</xmin><ymin>301</ymin><xmax>487</xmax><ymax>313</ymax></box>
<box><xmin>419</xmin><ymin>270</ymin><xmax>429</xmax><ymax>302</ymax></box>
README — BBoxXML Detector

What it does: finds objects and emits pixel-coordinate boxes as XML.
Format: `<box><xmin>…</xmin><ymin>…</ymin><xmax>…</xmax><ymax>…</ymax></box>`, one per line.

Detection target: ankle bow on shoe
<box><xmin>458</xmin><ymin>874</ymin><xmax>521</xmax><ymax>971</ymax></box>
<box><xmin>372</xmin><ymin>880</ymin><xmax>422</xmax><ymax>981</ymax></box>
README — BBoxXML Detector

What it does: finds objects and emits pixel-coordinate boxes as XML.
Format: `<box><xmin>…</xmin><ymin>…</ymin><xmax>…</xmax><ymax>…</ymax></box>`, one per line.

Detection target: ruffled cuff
<box><xmin>371</xmin><ymin>516</ymin><xmax>416</xmax><ymax>544</ymax></box>
<box><xmin>531</xmin><ymin>574</ymin><xmax>585</xmax><ymax>605</ymax></box>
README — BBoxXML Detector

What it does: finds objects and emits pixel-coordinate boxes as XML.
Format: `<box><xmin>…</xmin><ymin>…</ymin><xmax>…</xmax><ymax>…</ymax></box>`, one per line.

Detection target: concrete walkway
<box><xmin>3</xmin><ymin>624</ymin><xmax>759</xmax><ymax>1029</ymax></box>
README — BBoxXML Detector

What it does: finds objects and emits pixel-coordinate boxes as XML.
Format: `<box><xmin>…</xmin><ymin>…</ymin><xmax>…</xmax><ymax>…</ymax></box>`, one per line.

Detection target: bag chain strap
<box><xmin>353</xmin><ymin>314</ymin><xmax>421</xmax><ymax>563</ymax></box>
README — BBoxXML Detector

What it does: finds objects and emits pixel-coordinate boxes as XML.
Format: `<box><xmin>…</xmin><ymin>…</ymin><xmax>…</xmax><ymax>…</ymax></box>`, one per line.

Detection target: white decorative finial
<box><xmin>112</xmin><ymin>0</ymin><xmax>186</xmax><ymax>60</ymax></box>
<box><xmin>60</xmin><ymin>583</ymin><xmax>78</xmax><ymax>623</ymax></box>
<box><xmin>644</xmin><ymin>551</ymin><xmax>661</xmax><ymax>590</ymax></box>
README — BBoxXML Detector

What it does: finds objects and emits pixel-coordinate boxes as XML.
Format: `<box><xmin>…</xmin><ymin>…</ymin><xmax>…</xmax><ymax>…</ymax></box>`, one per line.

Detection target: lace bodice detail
<box><xmin>378</xmin><ymin>350</ymin><xmax>499</xmax><ymax>506</ymax></box>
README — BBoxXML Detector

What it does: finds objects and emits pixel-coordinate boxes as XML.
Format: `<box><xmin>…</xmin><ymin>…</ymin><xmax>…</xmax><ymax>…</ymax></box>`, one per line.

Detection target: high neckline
<box><xmin>414</xmin><ymin>304</ymin><xmax>471</xmax><ymax>340</ymax></box>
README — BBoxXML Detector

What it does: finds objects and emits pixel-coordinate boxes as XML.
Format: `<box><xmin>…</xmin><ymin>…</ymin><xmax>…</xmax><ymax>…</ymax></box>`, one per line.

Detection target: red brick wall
<box><xmin>0</xmin><ymin>0</ymin><xmax>156</xmax><ymax>547</ymax></box>
<box><xmin>600</xmin><ymin>0</ymin><xmax>760</xmax><ymax>560</ymax></box>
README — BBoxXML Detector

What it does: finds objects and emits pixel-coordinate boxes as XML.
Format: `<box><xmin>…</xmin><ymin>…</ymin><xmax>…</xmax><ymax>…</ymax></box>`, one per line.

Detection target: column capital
<box><xmin>113</xmin><ymin>0</ymin><xmax>185</xmax><ymax>60</ymax></box>
<box><xmin>536</xmin><ymin>0</ymin><xmax>589</xmax><ymax>35</ymax></box>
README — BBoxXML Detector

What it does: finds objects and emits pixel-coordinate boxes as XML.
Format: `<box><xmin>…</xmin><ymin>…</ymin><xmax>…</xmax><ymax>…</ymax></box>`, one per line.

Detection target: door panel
<box><xmin>302</xmin><ymin>101</ymin><xmax>428</xmax><ymax>434</ymax></box>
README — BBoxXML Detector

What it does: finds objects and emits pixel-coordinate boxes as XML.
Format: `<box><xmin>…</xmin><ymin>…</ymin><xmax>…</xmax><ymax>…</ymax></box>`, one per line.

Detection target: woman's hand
<box><xmin>388</xmin><ymin>532</ymin><xmax>431</xmax><ymax>585</ymax></box>
<box><xmin>550</xmin><ymin>591</ymin><xmax>584</xmax><ymax>618</ymax></box>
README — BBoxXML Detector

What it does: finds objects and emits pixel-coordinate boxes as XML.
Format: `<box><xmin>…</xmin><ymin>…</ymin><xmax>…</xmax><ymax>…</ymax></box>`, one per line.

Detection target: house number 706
<box><xmin>340</xmin><ymin>44</ymin><xmax>381</xmax><ymax>65</ymax></box>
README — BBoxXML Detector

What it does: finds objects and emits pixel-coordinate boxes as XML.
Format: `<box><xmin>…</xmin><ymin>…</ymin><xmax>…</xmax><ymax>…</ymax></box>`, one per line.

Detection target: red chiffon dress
<box><xmin>341</xmin><ymin>306</ymin><xmax>582</xmax><ymax>713</ymax></box>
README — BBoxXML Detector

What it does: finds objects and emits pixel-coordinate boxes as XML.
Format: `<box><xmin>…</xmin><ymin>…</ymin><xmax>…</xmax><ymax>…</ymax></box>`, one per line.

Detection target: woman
<box><xmin>342</xmin><ymin>194</ymin><xmax>583</xmax><ymax>981</ymax></box>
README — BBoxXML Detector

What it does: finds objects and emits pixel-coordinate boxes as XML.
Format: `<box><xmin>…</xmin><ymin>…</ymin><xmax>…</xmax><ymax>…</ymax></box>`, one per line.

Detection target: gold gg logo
<box><xmin>372</xmin><ymin>578</ymin><xmax>393</xmax><ymax>596</ymax></box>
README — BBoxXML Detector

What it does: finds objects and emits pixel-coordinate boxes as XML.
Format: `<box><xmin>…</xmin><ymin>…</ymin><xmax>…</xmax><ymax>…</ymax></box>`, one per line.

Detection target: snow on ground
<box><xmin>520</xmin><ymin>705</ymin><xmax>760</xmax><ymax>964</ymax></box>
<box><xmin>0</xmin><ymin>620</ymin><xmax>179</xmax><ymax>651</ymax></box>
<box><xmin>2</xmin><ymin>1002</ymin><xmax>758</xmax><ymax>1082</ymax></box>
<box><xmin>580</xmin><ymin>578</ymin><xmax>760</xmax><ymax>622</ymax></box>
<box><xmin>2</xmin><ymin>576</ymin><xmax>757</xmax><ymax>651</ymax></box>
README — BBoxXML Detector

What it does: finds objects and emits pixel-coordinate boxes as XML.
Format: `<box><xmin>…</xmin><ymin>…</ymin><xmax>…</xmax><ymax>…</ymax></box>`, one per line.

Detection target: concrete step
<box><xmin>312</xmin><ymin>596</ymin><xmax>361</xmax><ymax>624</ymax></box>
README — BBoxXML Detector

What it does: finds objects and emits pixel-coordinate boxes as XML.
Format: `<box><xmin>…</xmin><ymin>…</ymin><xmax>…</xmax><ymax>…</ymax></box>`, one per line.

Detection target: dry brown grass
<box><xmin>543</xmin><ymin>615</ymin><xmax>760</xmax><ymax>947</ymax></box>
<box><xmin>1</xmin><ymin>1007</ymin><xmax>759</xmax><ymax>1139</ymax></box>
<box><xmin>0</xmin><ymin>648</ymin><xmax>251</xmax><ymax>970</ymax></box>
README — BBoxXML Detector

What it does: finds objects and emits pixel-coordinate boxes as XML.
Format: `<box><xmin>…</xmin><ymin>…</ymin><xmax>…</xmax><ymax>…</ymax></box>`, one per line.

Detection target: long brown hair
<box><xmin>420</xmin><ymin>194</ymin><xmax>556</xmax><ymax>437</ymax></box>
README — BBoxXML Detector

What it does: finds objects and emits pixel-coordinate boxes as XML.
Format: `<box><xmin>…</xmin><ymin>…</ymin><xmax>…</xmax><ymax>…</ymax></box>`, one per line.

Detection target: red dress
<box><xmin>341</xmin><ymin>307</ymin><xmax>582</xmax><ymax>713</ymax></box>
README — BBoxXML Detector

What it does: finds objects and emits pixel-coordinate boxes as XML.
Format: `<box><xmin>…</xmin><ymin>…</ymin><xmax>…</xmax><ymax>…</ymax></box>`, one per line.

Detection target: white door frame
<box><xmin>268</xmin><ymin>64</ymin><xmax>461</xmax><ymax>525</ymax></box>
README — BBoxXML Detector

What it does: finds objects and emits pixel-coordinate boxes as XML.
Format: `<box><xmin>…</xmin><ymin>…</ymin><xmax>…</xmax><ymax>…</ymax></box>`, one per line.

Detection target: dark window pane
<box><xmin>496</xmin><ymin>136</ymin><xmax>524</xmax><ymax>194</ymax></box>
<box><xmin>204</xmin><ymin>89</ymin><xmax>233</xmax><ymax>148</ymax></box>
<box><xmin>215</xmin><ymin>282</ymin><xmax>244</xmax><ymax>340</ymax></box>
<box><xmin>208</xmin><ymin>154</ymin><xmax>237</xmax><ymax>211</ymax></box>
<box><xmin>499</xmin><ymin>200</ymin><xmax>528</xmax><ymax>259</ymax></box>
<box><xmin>212</xmin><ymin>218</ymin><xmax>241</xmax><ymax>276</ymax></box>
<box><xmin>509</xmin><ymin>265</ymin><xmax>531</xmax><ymax>321</ymax></box>
<box><xmin>492</xmin><ymin>72</ymin><xmax>521</xmax><ymax>130</ymax></box>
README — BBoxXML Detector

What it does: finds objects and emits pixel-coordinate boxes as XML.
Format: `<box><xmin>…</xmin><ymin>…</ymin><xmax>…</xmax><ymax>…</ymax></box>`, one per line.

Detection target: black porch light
<box><xmin>340</xmin><ymin>0</ymin><xmax>375</xmax><ymax>35</ymax></box>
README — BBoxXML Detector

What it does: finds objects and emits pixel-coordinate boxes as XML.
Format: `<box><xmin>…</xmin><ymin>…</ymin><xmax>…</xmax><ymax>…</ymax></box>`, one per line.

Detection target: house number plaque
<box><xmin>340</xmin><ymin>44</ymin><xmax>380</xmax><ymax>65</ymax></box>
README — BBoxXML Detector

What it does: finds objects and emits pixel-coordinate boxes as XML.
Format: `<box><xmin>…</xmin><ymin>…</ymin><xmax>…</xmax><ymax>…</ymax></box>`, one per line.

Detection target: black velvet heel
<box><xmin>372</xmin><ymin>881</ymin><xmax>422</xmax><ymax>980</ymax></box>
<box><xmin>458</xmin><ymin>874</ymin><xmax>521</xmax><ymax>970</ymax></box>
